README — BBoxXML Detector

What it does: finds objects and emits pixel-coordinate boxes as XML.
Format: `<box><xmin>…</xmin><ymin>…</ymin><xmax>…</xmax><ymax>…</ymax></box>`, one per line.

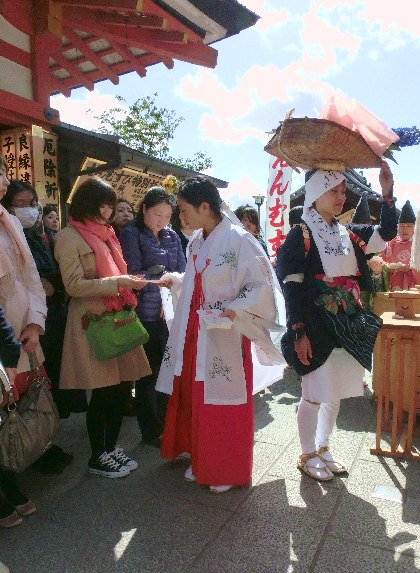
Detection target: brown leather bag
<box><xmin>0</xmin><ymin>353</ymin><xmax>59</xmax><ymax>473</ymax></box>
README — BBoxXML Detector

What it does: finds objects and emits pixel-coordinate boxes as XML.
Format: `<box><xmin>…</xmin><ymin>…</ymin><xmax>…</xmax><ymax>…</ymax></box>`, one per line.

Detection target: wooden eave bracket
<box><xmin>52</xmin><ymin>0</ymin><xmax>140</xmax><ymax>11</ymax></box>
<box><xmin>50</xmin><ymin>49</ymin><xmax>95</xmax><ymax>91</ymax></box>
<box><xmin>63</xmin><ymin>19</ymin><xmax>216</xmax><ymax>67</ymax></box>
<box><xmin>0</xmin><ymin>88</ymin><xmax>60</xmax><ymax>126</ymax></box>
<box><xmin>63</xmin><ymin>9</ymin><xmax>167</xmax><ymax>31</ymax></box>
<box><xmin>62</xmin><ymin>25</ymin><xmax>120</xmax><ymax>85</ymax></box>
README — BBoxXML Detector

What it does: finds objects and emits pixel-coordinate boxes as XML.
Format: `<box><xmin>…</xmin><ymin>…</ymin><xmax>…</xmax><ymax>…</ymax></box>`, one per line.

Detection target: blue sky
<box><xmin>52</xmin><ymin>0</ymin><xmax>420</xmax><ymax>213</ymax></box>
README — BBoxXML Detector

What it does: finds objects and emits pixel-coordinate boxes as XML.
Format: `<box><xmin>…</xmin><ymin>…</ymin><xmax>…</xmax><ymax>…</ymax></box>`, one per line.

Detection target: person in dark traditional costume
<box><xmin>276</xmin><ymin>162</ymin><xmax>397</xmax><ymax>481</ymax></box>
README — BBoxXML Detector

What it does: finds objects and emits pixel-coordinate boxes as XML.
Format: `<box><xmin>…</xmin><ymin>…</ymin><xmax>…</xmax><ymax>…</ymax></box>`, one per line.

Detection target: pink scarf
<box><xmin>69</xmin><ymin>218</ymin><xmax>137</xmax><ymax>311</ymax></box>
<box><xmin>0</xmin><ymin>205</ymin><xmax>32</xmax><ymax>277</ymax></box>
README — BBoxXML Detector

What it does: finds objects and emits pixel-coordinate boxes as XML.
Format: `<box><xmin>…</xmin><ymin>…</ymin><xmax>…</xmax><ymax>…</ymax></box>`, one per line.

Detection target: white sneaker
<box><xmin>184</xmin><ymin>465</ymin><xmax>196</xmax><ymax>482</ymax></box>
<box><xmin>109</xmin><ymin>447</ymin><xmax>138</xmax><ymax>471</ymax></box>
<box><xmin>88</xmin><ymin>452</ymin><xmax>131</xmax><ymax>478</ymax></box>
<box><xmin>209</xmin><ymin>485</ymin><xmax>233</xmax><ymax>493</ymax></box>
<box><xmin>0</xmin><ymin>561</ymin><xmax>10</xmax><ymax>573</ymax></box>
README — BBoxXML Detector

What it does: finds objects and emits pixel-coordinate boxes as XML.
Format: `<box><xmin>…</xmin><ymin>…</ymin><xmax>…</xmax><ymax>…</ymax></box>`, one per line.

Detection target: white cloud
<box><xmin>51</xmin><ymin>89</ymin><xmax>126</xmax><ymax>130</ymax></box>
<box><xmin>318</xmin><ymin>0</ymin><xmax>420</xmax><ymax>50</ymax></box>
<box><xmin>176</xmin><ymin>2</ymin><xmax>364</xmax><ymax>146</ymax></box>
<box><xmin>357</xmin><ymin>0</ymin><xmax>420</xmax><ymax>38</ymax></box>
<box><xmin>368</xmin><ymin>49</ymin><xmax>380</xmax><ymax>60</ymax></box>
<box><xmin>221</xmin><ymin>175</ymin><xmax>264</xmax><ymax>208</ymax></box>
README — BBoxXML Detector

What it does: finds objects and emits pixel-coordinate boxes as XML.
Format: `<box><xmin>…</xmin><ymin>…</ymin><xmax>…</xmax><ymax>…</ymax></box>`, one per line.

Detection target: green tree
<box><xmin>94</xmin><ymin>94</ymin><xmax>212</xmax><ymax>172</ymax></box>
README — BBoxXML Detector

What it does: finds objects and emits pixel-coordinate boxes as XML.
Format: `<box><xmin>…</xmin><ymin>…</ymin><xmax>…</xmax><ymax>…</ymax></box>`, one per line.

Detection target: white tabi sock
<box><xmin>297</xmin><ymin>398</ymin><xmax>320</xmax><ymax>454</ymax></box>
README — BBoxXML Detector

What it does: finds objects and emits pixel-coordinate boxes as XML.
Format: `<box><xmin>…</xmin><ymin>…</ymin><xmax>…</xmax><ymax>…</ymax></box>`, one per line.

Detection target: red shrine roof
<box><xmin>2</xmin><ymin>0</ymin><xmax>258</xmax><ymax>98</ymax></box>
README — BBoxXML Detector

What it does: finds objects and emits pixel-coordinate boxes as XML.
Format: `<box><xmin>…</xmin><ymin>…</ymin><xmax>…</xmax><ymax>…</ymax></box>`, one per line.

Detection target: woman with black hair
<box><xmin>119</xmin><ymin>186</ymin><xmax>186</xmax><ymax>446</ymax></box>
<box><xmin>1</xmin><ymin>181</ymin><xmax>79</xmax><ymax>423</ymax></box>
<box><xmin>55</xmin><ymin>177</ymin><xmax>151</xmax><ymax>477</ymax></box>
<box><xmin>156</xmin><ymin>176</ymin><xmax>284</xmax><ymax>493</ymax></box>
<box><xmin>234</xmin><ymin>204</ymin><xmax>268</xmax><ymax>255</ymax></box>
<box><xmin>111</xmin><ymin>199</ymin><xmax>135</xmax><ymax>238</ymax></box>
<box><xmin>276</xmin><ymin>162</ymin><xmax>396</xmax><ymax>481</ymax></box>
<box><xmin>42</xmin><ymin>204</ymin><xmax>59</xmax><ymax>244</ymax></box>
<box><xmin>170</xmin><ymin>205</ymin><xmax>197</xmax><ymax>259</ymax></box>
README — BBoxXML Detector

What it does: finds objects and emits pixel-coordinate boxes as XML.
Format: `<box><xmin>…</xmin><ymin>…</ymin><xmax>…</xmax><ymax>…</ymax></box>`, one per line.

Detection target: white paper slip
<box><xmin>197</xmin><ymin>309</ymin><xmax>232</xmax><ymax>330</ymax></box>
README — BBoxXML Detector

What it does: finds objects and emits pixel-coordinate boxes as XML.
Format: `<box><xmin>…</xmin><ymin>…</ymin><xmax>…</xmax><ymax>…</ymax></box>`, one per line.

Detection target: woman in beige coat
<box><xmin>55</xmin><ymin>178</ymin><xmax>151</xmax><ymax>478</ymax></box>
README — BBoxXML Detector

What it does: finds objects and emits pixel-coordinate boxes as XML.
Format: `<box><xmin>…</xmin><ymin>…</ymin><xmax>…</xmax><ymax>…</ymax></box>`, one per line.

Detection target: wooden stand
<box><xmin>372</xmin><ymin>291</ymin><xmax>420</xmax><ymax>317</ymax></box>
<box><xmin>371</xmin><ymin>312</ymin><xmax>420</xmax><ymax>460</ymax></box>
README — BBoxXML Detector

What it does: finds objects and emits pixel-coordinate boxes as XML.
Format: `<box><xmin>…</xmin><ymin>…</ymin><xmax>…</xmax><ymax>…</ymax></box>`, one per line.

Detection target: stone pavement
<box><xmin>1</xmin><ymin>368</ymin><xmax>419</xmax><ymax>573</ymax></box>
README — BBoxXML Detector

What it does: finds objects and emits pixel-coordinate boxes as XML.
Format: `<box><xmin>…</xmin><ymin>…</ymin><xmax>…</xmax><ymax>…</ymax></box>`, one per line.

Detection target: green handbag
<box><xmin>86</xmin><ymin>309</ymin><xmax>149</xmax><ymax>361</ymax></box>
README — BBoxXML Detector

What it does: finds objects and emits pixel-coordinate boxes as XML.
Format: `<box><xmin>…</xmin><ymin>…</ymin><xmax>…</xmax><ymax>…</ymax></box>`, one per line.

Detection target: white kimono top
<box><xmin>156</xmin><ymin>216</ymin><xmax>286</xmax><ymax>405</ymax></box>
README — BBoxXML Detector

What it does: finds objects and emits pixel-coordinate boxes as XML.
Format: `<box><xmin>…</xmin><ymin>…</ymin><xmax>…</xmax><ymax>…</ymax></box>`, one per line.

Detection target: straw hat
<box><xmin>265</xmin><ymin>117</ymin><xmax>383</xmax><ymax>171</ymax></box>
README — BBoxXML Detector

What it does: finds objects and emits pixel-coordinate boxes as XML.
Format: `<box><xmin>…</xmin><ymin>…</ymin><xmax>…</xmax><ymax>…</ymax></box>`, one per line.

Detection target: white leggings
<box><xmin>297</xmin><ymin>399</ymin><xmax>340</xmax><ymax>454</ymax></box>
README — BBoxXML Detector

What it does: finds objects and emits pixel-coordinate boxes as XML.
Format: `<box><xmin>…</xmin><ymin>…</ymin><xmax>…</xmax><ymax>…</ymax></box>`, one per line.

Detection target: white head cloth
<box><xmin>302</xmin><ymin>170</ymin><xmax>358</xmax><ymax>278</ymax></box>
<box><xmin>303</xmin><ymin>170</ymin><xmax>346</xmax><ymax>214</ymax></box>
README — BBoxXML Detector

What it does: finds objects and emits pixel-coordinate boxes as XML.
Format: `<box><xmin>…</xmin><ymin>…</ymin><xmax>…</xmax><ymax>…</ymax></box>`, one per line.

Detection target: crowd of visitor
<box><xmin>0</xmin><ymin>149</ymin><xmax>404</xmax><ymax>573</ymax></box>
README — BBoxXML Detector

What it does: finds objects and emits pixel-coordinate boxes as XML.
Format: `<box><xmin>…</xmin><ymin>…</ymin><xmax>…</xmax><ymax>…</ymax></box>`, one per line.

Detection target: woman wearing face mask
<box><xmin>111</xmin><ymin>199</ymin><xmax>135</xmax><ymax>237</ymax></box>
<box><xmin>0</xmin><ymin>157</ymin><xmax>47</xmax><ymax>524</ymax></box>
<box><xmin>1</xmin><ymin>181</ymin><xmax>87</xmax><ymax>429</ymax></box>
<box><xmin>119</xmin><ymin>187</ymin><xmax>186</xmax><ymax>447</ymax></box>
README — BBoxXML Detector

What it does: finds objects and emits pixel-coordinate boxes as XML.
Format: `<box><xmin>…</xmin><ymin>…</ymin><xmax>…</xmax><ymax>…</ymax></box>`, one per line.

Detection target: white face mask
<box><xmin>14</xmin><ymin>207</ymin><xmax>40</xmax><ymax>229</ymax></box>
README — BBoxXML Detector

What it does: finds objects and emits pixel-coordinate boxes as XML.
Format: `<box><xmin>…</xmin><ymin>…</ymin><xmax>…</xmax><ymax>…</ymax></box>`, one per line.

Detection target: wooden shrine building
<box><xmin>0</xmin><ymin>0</ymin><xmax>258</xmax><ymax>209</ymax></box>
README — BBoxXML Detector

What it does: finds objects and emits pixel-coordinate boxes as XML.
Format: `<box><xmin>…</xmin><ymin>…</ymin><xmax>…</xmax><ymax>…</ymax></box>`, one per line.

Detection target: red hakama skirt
<box><xmin>160</xmin><ymin>279</ymin><xmax>254</xmax><ymax>486</ymax></box>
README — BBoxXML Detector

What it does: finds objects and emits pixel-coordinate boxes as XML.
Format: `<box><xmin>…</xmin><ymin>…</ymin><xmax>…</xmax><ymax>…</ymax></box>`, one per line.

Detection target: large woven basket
<box><xmin>265</xmin><ymin>117</ymin><xmax>383</xmax><ymax>171</ymax></box>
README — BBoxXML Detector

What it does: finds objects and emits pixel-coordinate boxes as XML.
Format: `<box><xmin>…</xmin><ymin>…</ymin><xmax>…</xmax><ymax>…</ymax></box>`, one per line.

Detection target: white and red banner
<box><xmin>265</xmin><ymin>156</ymin><xmax>293</xmax><ymax>260</ymax></box>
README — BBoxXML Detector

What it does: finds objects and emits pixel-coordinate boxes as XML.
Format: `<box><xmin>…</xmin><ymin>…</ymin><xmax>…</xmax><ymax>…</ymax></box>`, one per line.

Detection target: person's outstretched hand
<box><xmin>379</xmin><ymin>160</ymin><xmax>394</xmax><ymax>199</ymax></box>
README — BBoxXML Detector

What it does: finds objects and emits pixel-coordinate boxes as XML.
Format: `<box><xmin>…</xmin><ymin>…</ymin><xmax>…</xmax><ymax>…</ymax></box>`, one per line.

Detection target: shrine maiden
<box><xmin>156</xmin><ymin>176</ymin><xmax>285</xmax><ymax>493</ymax></box>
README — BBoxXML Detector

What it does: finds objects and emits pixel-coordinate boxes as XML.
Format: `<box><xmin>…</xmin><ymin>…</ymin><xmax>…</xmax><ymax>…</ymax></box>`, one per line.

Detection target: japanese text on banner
<box><xmin>265</xmin><ymin>157</ymin><xmax>292</xmax><ymax>259</ymax></box>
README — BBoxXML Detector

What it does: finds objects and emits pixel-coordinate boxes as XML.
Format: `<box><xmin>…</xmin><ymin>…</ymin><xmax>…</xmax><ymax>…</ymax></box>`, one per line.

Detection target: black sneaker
<box><xmin>88</xmin><ymin>452</ymin><xmax>130</xmax><ymax>478</ymax></box>
<box><xmin>109</xmin><ymin>447</ymin><xmax>138</xmax><ymax>471</ymax></box>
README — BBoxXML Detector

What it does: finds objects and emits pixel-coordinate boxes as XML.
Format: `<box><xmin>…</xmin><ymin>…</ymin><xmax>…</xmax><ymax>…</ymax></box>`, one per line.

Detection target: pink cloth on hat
<box><xmin>320</xmin><ymin>93</ymin><xmax>399</xmax><ymax>156</ymax></box>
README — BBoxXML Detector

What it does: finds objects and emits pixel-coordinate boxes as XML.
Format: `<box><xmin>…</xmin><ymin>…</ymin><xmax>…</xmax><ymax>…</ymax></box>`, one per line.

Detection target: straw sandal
<box><xmin>297</xmin><ymin>452</ymin><xmax>334</xmax><ymax>481</ymax></box>
<box><xmin>317</xmin><ymin>446</ymin><xmax>347</xmax><ymax>475</ymax></box>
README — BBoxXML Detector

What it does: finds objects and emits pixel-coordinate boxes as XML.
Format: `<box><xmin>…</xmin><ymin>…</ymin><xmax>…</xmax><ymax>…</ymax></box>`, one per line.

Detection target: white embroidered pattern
<box><xmin>162</xmin><ymin>345</ymin><xmax>172</xmax><ymax>365</ymax></box>
<box><xmin>208</xmin><ymin>300</ymin><xmax>226</xmax><ymax>311</ymax></box>
<box><xmin>209</xmin><ymin>357</ymin><xmax>232</xmax><ymax>383</ymax></box>
<box><xmin>237</xmin><ymin>284</ymin><xmax>253</xmax><ymax>299</ymax></box>
<box><xmin>309</xmin><ymin>208</ymin><xmax>350</xmax><ymax>257</ymax></box>
<box><xmin>215</xmin><ymin>249</ymin><xmax>237</xmax><ymax>269</ymax></box>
